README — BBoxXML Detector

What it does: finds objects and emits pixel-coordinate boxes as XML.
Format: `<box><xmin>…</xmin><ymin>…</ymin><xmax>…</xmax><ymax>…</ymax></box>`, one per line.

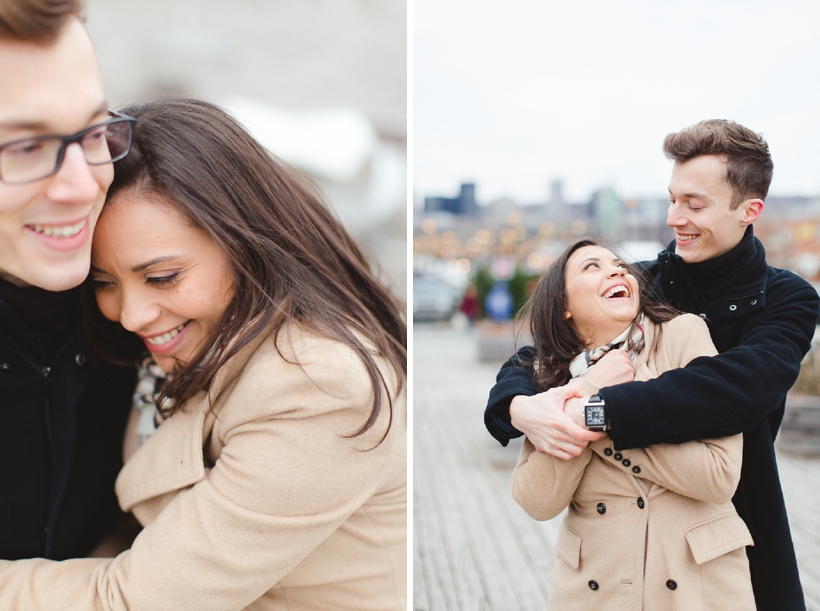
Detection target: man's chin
<box><xmin>0</xmin><ymin>265</ymin><xmax>89</xmax><ymax>292</ymax></box>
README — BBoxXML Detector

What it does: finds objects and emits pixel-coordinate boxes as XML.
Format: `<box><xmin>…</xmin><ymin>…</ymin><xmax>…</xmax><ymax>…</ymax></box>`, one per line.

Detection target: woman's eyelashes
<box><xmin>146</xmin><ymin>272</ymin><xmax>181</xmax><ymax>287</ymax></box>
<box><xmin>90</xmin><ymin>276</ymin><xmax>114</xmax><ymax>288</ymax></box>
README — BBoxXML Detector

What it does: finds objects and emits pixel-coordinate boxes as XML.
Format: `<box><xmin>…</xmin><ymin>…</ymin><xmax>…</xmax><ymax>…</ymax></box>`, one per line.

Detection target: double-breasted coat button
<box><xmin>666</xmin><ymin>579</ymin><xmax>677</xmax><ymax>590</ymax></box>
<box><xmin>699</xmin><ymin>313</ymin><xmax>707</xmax><ymax>319</ymax></box>
<box><xmin>729</xmin><ymin>304</ymin><xmax>737</xmax><ymax>311</ymax></box>
<box><xmin>614</xmin><ymin>452</ymin><xmax>623</xmax><ymax>461</ymax></box>
<box><xmin>751</xmin><ymin>299</ymin><xmax>757</xmax><ymax>305</ymax></box>
<box><xmin>588</xmin><ymin>580</ymin><xmax>599</xmax><ymax>590</ymax></box>
<box><xmin>596</xmin><ymin>503</ymin><xmax>606</xmax><ymax>514</ymax></box>
<box><xmin>622</xmin><ymin>458</ymin><xmax>631</xmax><ymax>467</ymax></box>
<box><xmin>75</xmin><ymin>352</ymin><xmax>86</xmax><ymax>366</ymax></box>
<box><xmin>632</xmin><ymin>466</ymin><xmax>641</xmax><ymax>474</ymax></box>
<box><xmin>604</xmin><ymin>448</ymin><xmax>613</xmax><ymax>456</ymax></box>
<box><xmin>637</xmin><ymin>498</ymin><xmax>645</xmax><ymax>509</ymax></box>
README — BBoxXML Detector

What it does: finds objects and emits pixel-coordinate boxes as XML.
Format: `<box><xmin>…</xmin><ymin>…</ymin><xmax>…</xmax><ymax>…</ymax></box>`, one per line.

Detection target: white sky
<box><xmin>414</xmin><ymin>0</ymin><xmax>820</xmax><ymax>204</ymax></box>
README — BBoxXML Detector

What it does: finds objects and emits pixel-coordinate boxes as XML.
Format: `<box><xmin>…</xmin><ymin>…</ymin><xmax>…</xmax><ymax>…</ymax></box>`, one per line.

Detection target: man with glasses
<box><xmin>0</xmin><ymin>0</ymin><xmax>138</xmax><ymax>560</ymax></box>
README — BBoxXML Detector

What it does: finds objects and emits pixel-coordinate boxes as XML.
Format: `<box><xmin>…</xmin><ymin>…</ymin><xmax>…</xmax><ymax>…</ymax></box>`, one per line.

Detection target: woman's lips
<box><xmin>141</xmin><ymin>321</ymin><xmax>190</xmax><ymax>354</ymax></box>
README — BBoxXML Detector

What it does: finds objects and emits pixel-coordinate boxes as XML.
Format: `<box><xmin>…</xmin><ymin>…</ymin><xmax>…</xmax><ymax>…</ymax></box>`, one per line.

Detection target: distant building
<box><xmin>424</xmin><ymin>183</ymin><xmax>478</xmax><ymax>216</ymax></box>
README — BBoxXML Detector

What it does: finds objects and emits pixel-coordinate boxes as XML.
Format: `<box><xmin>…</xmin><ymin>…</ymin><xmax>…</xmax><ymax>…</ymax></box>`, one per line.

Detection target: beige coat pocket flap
<box><xmin>684</xmin><ymin>513</ymin><xmax>754</xmax><ymax>565</ymax></box>
<box><xmin>556</xmin><ymin>522</ymin><xmax>582</xmax><ymax>570</ymax></box>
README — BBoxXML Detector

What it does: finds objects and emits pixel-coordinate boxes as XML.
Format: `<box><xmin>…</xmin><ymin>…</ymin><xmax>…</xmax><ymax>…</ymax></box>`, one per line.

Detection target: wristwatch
<box><xmin>584</xmin><ymin>394</ymin><xmax>607</xmax><ymax>432</ymax></box>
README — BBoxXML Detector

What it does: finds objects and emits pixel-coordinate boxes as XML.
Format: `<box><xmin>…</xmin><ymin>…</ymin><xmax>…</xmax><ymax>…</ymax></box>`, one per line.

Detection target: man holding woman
<box><xmin>486</xmin><ymin>120</ymin><xmax>819</xmax><ymax>610</ymax></box>
<box><xmin>0</xmin><ymin>2</ymin><xmax>407</xmax><ymax>609</ymax></box>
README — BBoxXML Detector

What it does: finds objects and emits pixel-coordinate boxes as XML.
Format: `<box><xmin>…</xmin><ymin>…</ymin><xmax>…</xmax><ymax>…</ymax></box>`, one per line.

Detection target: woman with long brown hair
<box><xmin>0</xmin><ymin>98</ymin><xmax>406</xmax><ymax>611</ymax></box>
<box><xmin>511</xmin><ymin>238</ymin><xmax>754</xmax><ymax>610</ymax></box>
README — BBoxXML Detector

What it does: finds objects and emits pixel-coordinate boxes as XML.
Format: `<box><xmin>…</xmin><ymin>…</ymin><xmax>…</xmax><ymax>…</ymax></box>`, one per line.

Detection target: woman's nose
<box><xmin>118</xmin><ymin>292</ymin><xmax>162</xmax><ymax>333</ymax></box>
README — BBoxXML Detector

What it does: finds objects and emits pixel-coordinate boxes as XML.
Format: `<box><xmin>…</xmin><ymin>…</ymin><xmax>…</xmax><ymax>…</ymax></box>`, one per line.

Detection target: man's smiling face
<box><xmin>666</xmin><ymin>154</ymin><xmax>761</xmax><ymax>264</ymax></box>
<box><xmin>0</xmin><ymin>18</ymin><xmax>111</xmax><ymax>290</ymax></box>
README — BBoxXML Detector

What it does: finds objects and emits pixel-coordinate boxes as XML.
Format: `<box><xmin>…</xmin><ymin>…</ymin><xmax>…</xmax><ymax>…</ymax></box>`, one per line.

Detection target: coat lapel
<box><xmin>115</xmin><ymin>394</ymin><xmax>208</xmax><ymax>513</ymax></box>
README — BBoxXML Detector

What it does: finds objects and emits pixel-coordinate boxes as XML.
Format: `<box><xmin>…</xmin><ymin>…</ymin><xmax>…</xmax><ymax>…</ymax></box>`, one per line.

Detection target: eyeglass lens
<box><xmin>0</xmin><ymin>118</ymin><xmax>134</xmax><ymax>185</ymax></box>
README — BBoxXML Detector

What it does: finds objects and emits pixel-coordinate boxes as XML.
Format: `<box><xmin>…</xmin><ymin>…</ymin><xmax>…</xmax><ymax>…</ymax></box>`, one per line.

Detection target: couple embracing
<box><xmin>0</xmin><ymin>2</ymin><xmax>406</xmax><ymax>610</ymax></box>
<box><xmin>487</xmin><ymin>120</ymin><xmax>818</xmax><ymax>610</ymax></box>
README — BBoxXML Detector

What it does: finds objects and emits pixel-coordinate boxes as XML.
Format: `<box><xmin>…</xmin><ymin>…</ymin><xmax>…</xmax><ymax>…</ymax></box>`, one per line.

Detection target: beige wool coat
<box><xmin>0</xmin><ymin>323</ymin><xmax>407</xmax><ymax>611</ymax></box>
<box><xmin>511</xmin><ymin>314</ymin><xmax>755</xmax><ymax>611</ymax></box>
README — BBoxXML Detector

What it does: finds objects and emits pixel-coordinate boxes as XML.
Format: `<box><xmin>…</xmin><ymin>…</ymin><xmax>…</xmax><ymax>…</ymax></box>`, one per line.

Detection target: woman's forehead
<box><xmin>567</xmin><ymin>245</ymin><xmax>617</xmax><ymax>267</ymax></box>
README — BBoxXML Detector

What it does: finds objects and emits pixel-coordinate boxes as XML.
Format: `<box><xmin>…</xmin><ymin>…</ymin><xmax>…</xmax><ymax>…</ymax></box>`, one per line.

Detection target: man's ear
<box><xmin>740</xmin><ymin>199</ymin><xmax>763</xmax><ymax>226</ymax></box>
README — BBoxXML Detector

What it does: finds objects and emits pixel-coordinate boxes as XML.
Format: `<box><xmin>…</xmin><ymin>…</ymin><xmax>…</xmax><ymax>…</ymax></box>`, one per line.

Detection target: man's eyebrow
<box><xmin>0</xmin><ymin>100</ymin><xmax>110</xmax><ymax>133</ymax></box>
<box><xmin>669</xmin><ymin>187</ymin><xmax>710</xmax><ymax>201</ymax></box>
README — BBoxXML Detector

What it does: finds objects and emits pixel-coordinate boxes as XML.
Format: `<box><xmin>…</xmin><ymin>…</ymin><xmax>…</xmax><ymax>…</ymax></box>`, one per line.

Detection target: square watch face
<box><xmin>586</xmin><ymin>405</ymin><xmax>605</xmax><ymax>426</ymax></box>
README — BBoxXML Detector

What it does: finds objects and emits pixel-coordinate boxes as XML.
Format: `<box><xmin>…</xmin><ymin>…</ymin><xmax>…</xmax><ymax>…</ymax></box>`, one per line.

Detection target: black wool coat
<box><xmin>485</xmin><ymin>234</ymin><xmax>819</xmax><ymax>611</ymax></box>
<box><xmin>0</xmin><ymin>288</ymin><xmax>135</xmax><ymax>560</ymax></box>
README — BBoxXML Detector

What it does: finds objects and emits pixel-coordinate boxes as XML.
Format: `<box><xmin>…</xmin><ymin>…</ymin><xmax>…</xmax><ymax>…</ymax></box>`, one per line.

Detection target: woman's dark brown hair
<box><xmin>525</xmin><ymin>238</ymin><xmax>678</xmax><ymax>392</ymax></box>
<box><xmin>82</xmin><ymin>98</ymin><xmax>406</xmax><ymax>442</ymax></box>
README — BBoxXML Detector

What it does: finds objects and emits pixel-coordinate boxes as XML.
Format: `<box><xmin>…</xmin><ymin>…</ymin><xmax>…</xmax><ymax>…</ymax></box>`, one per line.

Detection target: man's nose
<box><xmin>667</xmin><ymin>201</ymin><xmax>686</xmax><ymax>227</ymax></box>
<box><xmin>44</xmin><ymin>143</ymin><xmax>101</xmax><ymax>205</ymax></box>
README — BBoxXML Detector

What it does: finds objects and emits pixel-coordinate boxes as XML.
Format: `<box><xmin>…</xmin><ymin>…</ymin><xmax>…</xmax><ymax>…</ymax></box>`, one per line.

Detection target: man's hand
<box><xmin>582</xmin><ymin>349</ymin><xmax>634</xmax><ymax>389</ymax></box>
<box><xmin>510</xmin><ymin>385</ymin><xmax>605</xmax><ymax>460</ymax></box>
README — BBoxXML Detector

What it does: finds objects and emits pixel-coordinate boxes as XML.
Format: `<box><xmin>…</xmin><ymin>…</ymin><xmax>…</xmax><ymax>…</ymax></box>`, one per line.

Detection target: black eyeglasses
<box><xmin>0</xmin><ymin>111</ymin><xmax>136</xmax><ymax>185</ymax></box>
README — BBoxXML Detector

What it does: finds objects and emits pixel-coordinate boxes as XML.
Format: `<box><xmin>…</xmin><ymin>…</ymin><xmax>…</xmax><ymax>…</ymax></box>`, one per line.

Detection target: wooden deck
<box><xmin>413</xmin><ymin>324</ymin><xmax>820</xmax><ymax>611</ymax></box>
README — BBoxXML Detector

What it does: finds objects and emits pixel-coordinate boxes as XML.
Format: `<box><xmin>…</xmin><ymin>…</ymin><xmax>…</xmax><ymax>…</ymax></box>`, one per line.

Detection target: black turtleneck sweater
<box><xmin>0</xmin><ymin>280</ymin><xmax>136</xmax><ymax>560</ymax></box>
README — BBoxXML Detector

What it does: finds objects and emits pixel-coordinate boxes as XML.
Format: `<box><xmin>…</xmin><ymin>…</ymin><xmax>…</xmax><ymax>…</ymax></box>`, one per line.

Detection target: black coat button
<box><xmin>589</xmin><ymin>580</ymin><xmax>599</xmax><ymax>590</ymax></box>
<box><xmin>614</xmin><ymin>453</ymin><xmax>623</xmax><ymax>461</ymax></box>
<box><xmin>632</xmin><ymin>466</ymin><xmax>641</xmax><ymax>474</ymax></box>
<box><xmin>604</xmin><ymin>448</ymin><xmax>613</xmax><ymax>456</ymax></box>
<box><xmin>622</xmin><ymin>458</ymin><xmax>631</xmax><ymax>467</ymax></box>
<box><xmin>637</xmin><ymin>498</ymin><xmax>645</xmax><ymax>509</ymax></box>
<box><xmin>596</xmin><ymin>503</ymin><xmax>606</xmax><ymax>514</ymax></box>
<box><xmin>666</xmin><ymin>579</ymin><xmax>677</xmax><ymax>590</ymax></box>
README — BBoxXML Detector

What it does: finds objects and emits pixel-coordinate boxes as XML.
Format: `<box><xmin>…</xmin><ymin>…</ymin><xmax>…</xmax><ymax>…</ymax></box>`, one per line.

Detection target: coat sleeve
<box><xmin>484</xmin><ymin>346</ymin><xmax>538</xmax><ymax>445</ymax></box>
<box><xmin>0</xmin><ymin>338</ymin><xmax>400</xmax><ymax>611</ymax></box>
<box><xmin>511</xmin><ymin>436</ymin><xmax>593</xmax><ymax>521</ymax></box>
<box><xmin>602</xmin><ymin>273</ymin><xmax>819</xmax><ymax>449</ymax></box>
<box><xmin>591</xmin><ymin>315</ymin><xmax>742</xmax><ymax>504</ymax></box>
<box><xmin>588</xmin><ymin>435</ymin><xmax>743</xmax><ymax>505</ymax></box>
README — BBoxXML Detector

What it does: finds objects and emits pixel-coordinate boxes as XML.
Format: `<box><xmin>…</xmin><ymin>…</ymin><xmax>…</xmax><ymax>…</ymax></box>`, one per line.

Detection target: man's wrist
<box><xmin>584</xmin><ymin>394</ymin><xmax>607</xmax><ymax>432</ymax></box>
<box><xmin>509</xmin><ymin>394</ymin><xmax>531</xmax><ymax>432</ymax></box>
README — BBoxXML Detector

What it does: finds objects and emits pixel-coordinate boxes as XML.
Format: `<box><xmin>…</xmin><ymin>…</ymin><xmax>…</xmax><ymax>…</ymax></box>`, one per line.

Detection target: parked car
<box><xmin>413</xmin><ymin>276</ymin><xmax>457</xmax><ymax>322</ymax></box>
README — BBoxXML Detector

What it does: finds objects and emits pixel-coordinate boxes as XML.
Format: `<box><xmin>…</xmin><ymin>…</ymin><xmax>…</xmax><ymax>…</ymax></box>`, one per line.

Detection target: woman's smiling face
<box><xmin>564</xmin><ymin>245</ymin><xmax>640</xmax><ymax>349</ymax></box>
<box><xmin>90</xmin><ymin>189</ymin><xmax>235</xmax><ymax>373</ymax></box>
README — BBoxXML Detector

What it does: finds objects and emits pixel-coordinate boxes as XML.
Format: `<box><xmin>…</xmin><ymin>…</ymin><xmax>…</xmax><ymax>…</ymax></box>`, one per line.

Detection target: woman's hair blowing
<box><xmin>83</xmin><ymin>98</ymin><xmax>406</xmax><ymax>443</ymax></box>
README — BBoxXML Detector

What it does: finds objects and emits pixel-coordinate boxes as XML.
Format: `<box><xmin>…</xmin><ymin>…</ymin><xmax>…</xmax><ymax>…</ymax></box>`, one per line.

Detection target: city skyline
<box><xmin>415</xmin><ymin>0</ymin><xmax>820</xmax><ymax>204</ymax></box>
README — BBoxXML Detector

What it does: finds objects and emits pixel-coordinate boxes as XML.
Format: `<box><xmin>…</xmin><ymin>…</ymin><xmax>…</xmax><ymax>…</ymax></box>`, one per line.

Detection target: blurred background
<box><xmin>84</xmin><ymin>0</ymin><xmax>407</xmax><ymax>299</ymax></box>
<box><xmin>413</xmin><ymin>2</ymin><xmax>820</xmax><ymax>610</ymax></box>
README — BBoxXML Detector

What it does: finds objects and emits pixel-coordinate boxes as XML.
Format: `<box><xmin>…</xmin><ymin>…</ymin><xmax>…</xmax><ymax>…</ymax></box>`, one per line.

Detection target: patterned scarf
<box><xmin>133</xmin><ymin>355</ymin><xmax>172</xmax><ymax>447</ymax></box>
<box><xmin>569</xmin><ymin>315</ymin><xmax>646</xmax><ymax>378</ymax></box>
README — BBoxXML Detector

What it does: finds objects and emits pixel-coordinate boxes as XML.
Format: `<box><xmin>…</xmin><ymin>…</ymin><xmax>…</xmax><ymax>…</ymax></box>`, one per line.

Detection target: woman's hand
<box><xmin>510</xmin><ymin>385</ymin><xmax>605</xmax><ymax>460</ymax></box>
<box><xmin>582</xmin><ymin>349</ymin><xmax>634</xmax><ymax>388</ymax></box>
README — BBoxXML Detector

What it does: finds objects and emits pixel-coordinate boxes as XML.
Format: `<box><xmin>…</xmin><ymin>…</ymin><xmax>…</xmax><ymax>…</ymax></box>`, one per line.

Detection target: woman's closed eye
<box><xmin>146</xmin><ymin>272</ymin><xmax>181</xmax><ymax>287</ymax></box>
<box><xmin>90</xmin><ymin>275</ymin><xmax>115</xmax><ymax>288</ymax></box>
